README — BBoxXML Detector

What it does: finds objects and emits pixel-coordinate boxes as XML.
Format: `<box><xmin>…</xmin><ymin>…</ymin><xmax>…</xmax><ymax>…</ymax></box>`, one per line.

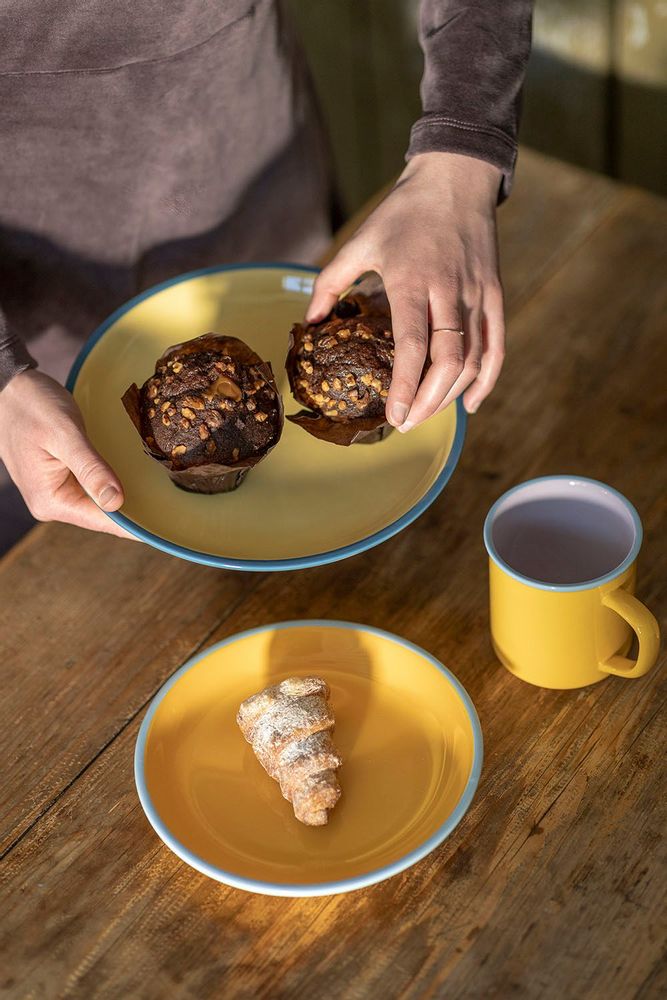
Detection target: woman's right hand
<box><xmin>0</xmin><ymin>369</ymin><xmax>132</xmax><ymax>537</ymax></box>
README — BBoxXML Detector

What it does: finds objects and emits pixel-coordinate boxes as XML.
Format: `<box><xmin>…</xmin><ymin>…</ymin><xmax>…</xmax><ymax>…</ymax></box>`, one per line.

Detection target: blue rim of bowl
<box><xmin>483</xmin><ymin>474</ymin><xmax>643</xmax><ymax>592</ymax></box>
<box><xmin>66</xmin><ymin>263</ymin><xmax>467</xmax><ymax>572</ymax></box>
<box><xmin>134</xmin><ymin>619</ymin><xmax>484</xmax><ymax>898</ymax></box>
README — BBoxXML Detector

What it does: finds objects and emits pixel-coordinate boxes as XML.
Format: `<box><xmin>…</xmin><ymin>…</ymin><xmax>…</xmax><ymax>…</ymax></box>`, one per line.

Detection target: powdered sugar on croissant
<box><xmin>237</xmin><ymin>676</ymin><xmax>342</xmax><ymax>826</ymax></box>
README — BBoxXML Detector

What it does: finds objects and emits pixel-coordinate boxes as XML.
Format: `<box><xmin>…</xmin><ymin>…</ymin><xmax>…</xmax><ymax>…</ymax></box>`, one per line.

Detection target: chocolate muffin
<box><xmin>122</xmin><ymin>333</ymin><xmax>283</xmax><ymax>493</ymax></box>
<box><xmin>286</xmin><ymin>293</ymin><xmax>395</xmax><ymax>445</ymax></box>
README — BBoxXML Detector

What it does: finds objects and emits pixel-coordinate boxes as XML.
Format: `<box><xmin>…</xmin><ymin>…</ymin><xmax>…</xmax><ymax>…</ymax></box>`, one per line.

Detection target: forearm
<box><xmin>0</xmin><ymin>311</ymin><xmax>36</xmax><ymax>392</ymax></box>
<box><xmin>408</xmin><ymin>0</ymin><xmax>534</xmax><ymax>200</ymax></box>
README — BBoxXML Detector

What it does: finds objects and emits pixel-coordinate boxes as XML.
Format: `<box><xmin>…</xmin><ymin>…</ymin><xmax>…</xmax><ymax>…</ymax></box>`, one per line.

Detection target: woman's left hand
<box><xmin>306</xmin><ymin>151</ymin><xmax>506</xmax><ymax>430</ymax></box>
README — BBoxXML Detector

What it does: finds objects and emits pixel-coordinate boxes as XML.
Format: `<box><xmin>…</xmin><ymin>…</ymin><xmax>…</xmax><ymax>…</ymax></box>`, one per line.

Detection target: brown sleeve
<box><xmin>0</xmin><ymin>312</ymin><xmax>37</xmax><ymax>392</ymax></box>
<box><xmin>407</xmin><ymin>0</ymin><xmax>534</xmax><ymax>200</ymax></box>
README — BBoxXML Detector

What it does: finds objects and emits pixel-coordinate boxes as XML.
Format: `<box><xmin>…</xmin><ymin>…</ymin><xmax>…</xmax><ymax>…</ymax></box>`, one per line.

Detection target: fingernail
<box><xmin>389</xmin><ymin>403</ymin><xmax>409</xmax><ymax>427</ymax></box>
<box><xmin>398</xmin><ymin>421</ymin><xmax>415</xmax><ymax>434</ymax></box>
<box><xmin>98</xmin><ymin>486</ymin><xmax>119</xmax><ymax>508</ymax></box>
<box><xmin>468</xmin><ymin>402</ymin><xmax>480</xmax><ymax>414</ymax></box>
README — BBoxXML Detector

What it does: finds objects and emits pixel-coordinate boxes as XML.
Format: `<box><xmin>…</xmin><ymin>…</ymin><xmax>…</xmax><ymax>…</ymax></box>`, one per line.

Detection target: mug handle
<box><xmin>600</xmin><ymin>589</ymin><xmax>660</xmax><ymax>678</ymax></box>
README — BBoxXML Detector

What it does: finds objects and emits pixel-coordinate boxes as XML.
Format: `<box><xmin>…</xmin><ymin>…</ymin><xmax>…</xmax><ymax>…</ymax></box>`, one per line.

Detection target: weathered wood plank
<box><xmin>1</xmin><ymin>604</ymin><xmax>663</xmax><ymax>998</ymax></box>
<box><xmin>0</xmin><ymin>532</ymin><xmax>261</xmax><ymax>856</ymax></box>
<box><xmin>0</xmin><ymin>149</ymin><xmax>618</xmax><ymax>862</ymax></box>
<box><xmin>1</xmin><ymin>177</ymin><xmax>665</xmax><ymax>998</ymax></box>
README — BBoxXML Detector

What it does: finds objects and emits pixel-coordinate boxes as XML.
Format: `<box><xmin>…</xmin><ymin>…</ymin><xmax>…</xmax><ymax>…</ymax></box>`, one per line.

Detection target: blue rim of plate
<box><xmin>134</xmin><ymin>619</ymin><xmax>484</xmax><ymax>897</ymax></box>
<box><xmin>66</xmin><ymin>263</ymin><xmax>467</xmax><ymax>572</ymax></box>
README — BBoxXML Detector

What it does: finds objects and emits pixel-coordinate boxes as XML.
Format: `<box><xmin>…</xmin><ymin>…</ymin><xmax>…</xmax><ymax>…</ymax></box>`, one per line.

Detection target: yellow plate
<box><xmin>67</xmin><ymin>265</ymin><xmax>466</xmax><ymax>570</ymax></box>
<box><xmin>135</xmin><ymin>621</ymin><xmax>483</xmax><ymax>896</ymax></box>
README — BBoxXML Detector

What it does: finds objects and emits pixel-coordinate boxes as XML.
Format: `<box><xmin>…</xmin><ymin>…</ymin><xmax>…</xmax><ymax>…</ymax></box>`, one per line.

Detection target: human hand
<box><xmin>0</xmin><ymin>369</ymin><xmax>132</xmax><ymax>537</ymax></box>
<box><xmin>306</xmin><ymin>152</ymin><xmax>505</xmax><ymax>428</ymax></box>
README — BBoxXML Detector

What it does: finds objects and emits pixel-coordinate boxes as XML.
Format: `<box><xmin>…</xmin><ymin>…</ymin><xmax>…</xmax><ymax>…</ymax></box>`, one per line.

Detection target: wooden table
<box><xmin>1</xmin><ymin>150</ymin><xmax>665</xmax><ymax>1000</ymax></box>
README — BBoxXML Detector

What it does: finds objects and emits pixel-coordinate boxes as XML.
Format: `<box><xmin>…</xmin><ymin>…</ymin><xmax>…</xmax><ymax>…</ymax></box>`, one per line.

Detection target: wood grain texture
<box><xmin>1</xmin><ymin>152</ymin><xmax>666</xmax><ymax>999</ymax></box>
<box><xmin>0</xmin><ymin>530</ymin><xmax>262</xmax><ymax>856</ymax></box>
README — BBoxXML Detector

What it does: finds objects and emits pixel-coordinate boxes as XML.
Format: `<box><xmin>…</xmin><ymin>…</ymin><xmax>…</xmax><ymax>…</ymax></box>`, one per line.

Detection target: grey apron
<box><xmin>0</xmin><ymin>0</ymin><xmax>333</xmax><ymax>549</ymax></box>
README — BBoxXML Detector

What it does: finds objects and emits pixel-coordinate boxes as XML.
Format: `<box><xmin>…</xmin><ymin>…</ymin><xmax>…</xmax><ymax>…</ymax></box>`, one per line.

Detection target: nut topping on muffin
<box><xmin>285</xmin><ymin>292</ymin><xmax>395</xmax><ymax>446</ymax></box>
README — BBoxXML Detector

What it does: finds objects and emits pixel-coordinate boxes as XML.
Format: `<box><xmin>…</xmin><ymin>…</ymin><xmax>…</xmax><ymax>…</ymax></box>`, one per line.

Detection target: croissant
<box><xmin>237</xmin><ymin>676</ymin><xmax>342</xmax><ymax>826</ymax></box>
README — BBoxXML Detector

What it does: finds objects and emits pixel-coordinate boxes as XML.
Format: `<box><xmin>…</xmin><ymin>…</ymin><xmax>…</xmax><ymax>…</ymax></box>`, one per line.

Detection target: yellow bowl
<box><xmin>67</xmin><ymin>265</ymin><xmax>466</xmax><ymax>570</ymax></box>
<box><xmin>135</xmin><ymin>621</ymin><xmax>483</xmax><ymax>896</ymax></box>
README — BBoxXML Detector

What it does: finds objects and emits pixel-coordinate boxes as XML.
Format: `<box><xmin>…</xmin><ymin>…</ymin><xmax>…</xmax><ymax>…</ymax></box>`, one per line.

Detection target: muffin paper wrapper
<box><xmin>122</xmin><ymin>333</ymin><xmax>283</xmax><ymax>494</ymax></box>
<box><xmin>286</xmin><ymin>409</ymin><xmax>392</xmax><ymax>446</ymax></box>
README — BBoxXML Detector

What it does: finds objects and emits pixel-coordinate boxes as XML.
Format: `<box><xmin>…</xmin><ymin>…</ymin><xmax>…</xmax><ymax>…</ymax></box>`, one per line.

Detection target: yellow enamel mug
<box><xmin>483</xmin><ymin>476</ymin><xmax>660</xmax><ymax>689</ymax></box>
